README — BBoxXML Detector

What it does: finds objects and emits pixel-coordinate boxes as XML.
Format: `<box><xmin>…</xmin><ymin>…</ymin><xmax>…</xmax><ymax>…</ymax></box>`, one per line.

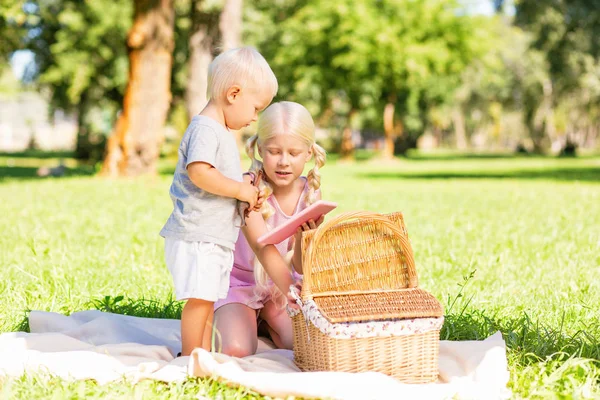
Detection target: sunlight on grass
<box><xmin>1</xmin><ymin>153</ymin><xmax>599</xmax><ymax>398</ymax></box>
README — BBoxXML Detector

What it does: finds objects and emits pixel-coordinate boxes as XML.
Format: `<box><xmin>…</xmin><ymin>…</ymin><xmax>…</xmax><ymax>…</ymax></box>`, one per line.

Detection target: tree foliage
<box><xmin>515</xmin><ymin>0</ymin><xmax>600</xmax><ymax>151</ymax></box>
<box><xmin>3</xmin><ymin>0</ymin><xmax>599</xmax><ymax>159</ymax></box>
<box><xmin>0</xmin><ymin>0</ymin><xmax>27</xmax><ymax>67</ymax></box>
<box><xmin>246</xmin><ymin>0</ymin><xmax>490</xmax><ymax>155</ymax></box>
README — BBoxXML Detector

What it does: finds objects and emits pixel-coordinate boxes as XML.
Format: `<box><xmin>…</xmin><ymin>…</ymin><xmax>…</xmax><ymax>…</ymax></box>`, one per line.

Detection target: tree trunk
<box><xmin>383</xmin><ymin>102</ymin><xmax>395</xmax><ymax>159</ymax></box>
<box><xmin>452</xmin><ymin>108</ymin><xmax>467</xmax><ymax>150</ymax></box>
<box><xmin>102</xmin><ymin>0</ymin><xmax>175</xmax><ymax>177</ymax></box>
<box><xmin>340</xmin><ymin>109</ymin><xmax>356</xmax><ymax>161</ymax></box>
<box><xmin>186</xmin><ymin>1</ymin><xmax>220</xmax><ymax>121</ymax></box>
<box><xmin>74</xmin><ymin>93</ymin><xmax>89</xmax><ymax>160</ymax></box>
<box><xmin>529</xmin><ymin>78</ymin><xmax>553</xmax><ymax>153</ymax></box>
<box><xmin>219</xmin><ymin>0</ymin><xmax>244</xmax><ymax>147</ymax></box>
<box><xmin>219</xmin><ymin>0</ymin><xmax>242</xmax><ymax>51</ymax></box>
<box><xmin>383</xmin><ymin>101</ymin><xmax>403</xmax><ymax>158</ymax></box>
<box><xmin>587</xmin><ymin>124</ymin><xmax>599</xmax><ymax>148</ymax></box>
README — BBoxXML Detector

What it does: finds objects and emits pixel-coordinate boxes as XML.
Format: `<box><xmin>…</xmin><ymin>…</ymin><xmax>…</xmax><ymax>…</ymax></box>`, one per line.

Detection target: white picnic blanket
<box><xmin>0</xmin><ymin>310</ymin><xmax>511</xmax><ymax>399</ymax></box>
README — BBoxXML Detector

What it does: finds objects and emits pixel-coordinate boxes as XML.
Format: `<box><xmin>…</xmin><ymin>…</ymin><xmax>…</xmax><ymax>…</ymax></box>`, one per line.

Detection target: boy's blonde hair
<box><xmin>207</xmin><ymin>46</ymin><xmax>278</xmax><ymax>101</ymax></box>
<box><xmin>245</xmin><ymin>101</ymin><xmax>327</xmax><ymax>306</ymax></box>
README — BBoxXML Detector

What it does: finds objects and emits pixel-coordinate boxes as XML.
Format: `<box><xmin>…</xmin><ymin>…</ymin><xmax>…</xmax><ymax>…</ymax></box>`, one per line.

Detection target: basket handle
<box><xmin>303</xmin><ymin>211</ymin><xmax>418</xmax><ymax>298</ymax></box>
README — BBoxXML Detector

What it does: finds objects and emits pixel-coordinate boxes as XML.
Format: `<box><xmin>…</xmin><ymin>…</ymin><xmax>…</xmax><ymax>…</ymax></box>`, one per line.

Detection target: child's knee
<box><xmin>221</xmin><ymin>340</ymin><xmax>255</xmax><ymax>358</ymax></box>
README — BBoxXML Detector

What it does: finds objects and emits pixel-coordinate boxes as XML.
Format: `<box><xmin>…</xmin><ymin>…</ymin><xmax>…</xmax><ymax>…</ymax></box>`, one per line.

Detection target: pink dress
<box><xmin>215</xmin><ymin>177</ymin><xmax>312</xmax><ymax>311</ymax></box>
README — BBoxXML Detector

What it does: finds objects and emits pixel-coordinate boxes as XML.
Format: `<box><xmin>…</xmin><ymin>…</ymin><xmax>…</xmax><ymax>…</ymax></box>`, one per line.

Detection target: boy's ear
<box><xmin>226</xmin><ymin>85</ymin><xmax>242</xmax><ymax>104</ymax></box>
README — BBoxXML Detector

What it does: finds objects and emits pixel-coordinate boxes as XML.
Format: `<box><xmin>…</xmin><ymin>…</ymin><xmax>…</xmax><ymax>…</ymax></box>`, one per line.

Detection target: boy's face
<box><xmin>223</xmin><ymin>86</ymin><xmax>272</xmax><ymax>131</ymax></box>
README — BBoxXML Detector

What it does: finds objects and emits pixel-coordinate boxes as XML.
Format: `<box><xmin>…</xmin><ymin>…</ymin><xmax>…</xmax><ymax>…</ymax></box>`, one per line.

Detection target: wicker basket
<box><xmin>291</xmin><ymin>211</ymin><xmax>444</xmax><ymax>383</ymax></box>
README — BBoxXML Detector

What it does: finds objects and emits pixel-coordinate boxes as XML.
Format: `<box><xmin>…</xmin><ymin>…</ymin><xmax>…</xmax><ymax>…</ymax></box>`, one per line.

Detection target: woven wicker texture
<box><xmin>301</xmin><ymin>211</ymin><xmax>417</xmax><ymax>297</ymax></box>
<box><xmin>314</xmin><ymin>288</ymin><xmax>443</xmax><ymax>323</ymax></box>
<box><xmin>292</xmin><ymin>313</ymin><xmax>440</xmax><ymax>383</ymax></box>
<box><xmin>293</xmin><ymin>211</ymin><xmax>443</xmax><ymax>383</ymax></box>
<box><xmin>300</xmin><ymin>211</ymin><xmax>442</xmax><ymax>322</ymax></box>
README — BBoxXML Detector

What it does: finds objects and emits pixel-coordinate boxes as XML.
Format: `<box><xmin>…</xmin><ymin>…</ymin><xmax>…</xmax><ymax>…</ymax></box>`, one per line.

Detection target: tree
<box><xmin>371</xmin><ymin>0</ymin><xmax>488</xmax><ymax>157</ymax></box>
<box><xmin>185</xmin><ymin>0</ymin><xmax>242</xmax><ymax>120</ymax></box>
<box><xmin>185</xmin><ymin>0</ymin><xmax>218</xmax><ymax>120</ymax></box>
<box><xmin>219</xmin><ymin>0</ymin><xmax>242</xmax><ymax>51</ymax></box>
<box><xmin>447</xmin><ymin>18</ymin><xmax>530</xmax><ymax>150</ymax></box>
<box><xmin>0</xmin><ymin>0</ymin><xmax>27</xmax><ymax>68</ymax></box>
<box><xmin>515</xmin><ymin>0</ymin><xmax>600</xmax><ymax>152</ymax></box>
<box><xmin>23</xmin><ymin>0</ymin><xmax>131</xmax><ymax>160</ymax></box>
<box><xmin>248</xmin><ymin>0</ymin><xmax>487</xmax><ymax>158</ymax></box>
<box><xmin>102</xmin><ymin>0</ymin><xmax>175</xmax><ymax>176</ymax></box>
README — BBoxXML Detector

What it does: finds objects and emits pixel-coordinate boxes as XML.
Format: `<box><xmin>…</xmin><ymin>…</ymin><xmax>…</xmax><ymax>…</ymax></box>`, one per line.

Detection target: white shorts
<box><xmin>164</xmin><ymin>238</ymin><xmax>234</xmax><ymax>302</ymax></box>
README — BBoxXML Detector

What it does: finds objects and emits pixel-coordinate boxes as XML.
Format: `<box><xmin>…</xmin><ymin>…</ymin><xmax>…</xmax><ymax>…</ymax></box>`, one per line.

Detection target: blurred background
<box><xmin>2</xmin><ymin>4</ymin><xmax>600</xmax><ymax>397</ymax></box>
<box><xmin>1</xmin><ymin>0</ymin><xmax>599</xmax><ymax>175</ymax></box>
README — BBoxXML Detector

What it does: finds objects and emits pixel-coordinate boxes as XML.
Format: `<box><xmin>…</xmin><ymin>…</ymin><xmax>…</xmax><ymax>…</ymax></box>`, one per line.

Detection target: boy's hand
<box><xmin>242</xmin><ymin>174</ymin><xmax>254</xmax><ymax>184</ymax></box>
<box><xmin>241</xmin><ymin>173</ymin><xmax>264</xmax><ymax>212</ymax></box>
<box><xmin>253</xmin><ymin>188</ymin><xmax>267</xmax><ymax>212</ymax></box>
<box><xmin>237</xmin><ymin>181</ymin><xmax>259</xmax><ymax>209</ymax></box>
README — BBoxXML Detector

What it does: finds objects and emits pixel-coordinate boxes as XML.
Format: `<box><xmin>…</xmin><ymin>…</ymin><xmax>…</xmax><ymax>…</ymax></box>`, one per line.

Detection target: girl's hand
<box><xmin>287</xmin><ymin>281</ymin><xmax>302</xmax><ymax>311</ymax></box>
<box><xmin>293</xmin><ymin>214</ymin><xmax>325</xmax><ymax>243</ymax></box>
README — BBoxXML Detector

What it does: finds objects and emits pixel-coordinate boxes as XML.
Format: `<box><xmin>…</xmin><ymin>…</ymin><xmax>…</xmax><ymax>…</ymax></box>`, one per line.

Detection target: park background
<box><xmin>1</xmin><ymin>0</ymin><xmax>599</xmax><ymax>398</ymax></box>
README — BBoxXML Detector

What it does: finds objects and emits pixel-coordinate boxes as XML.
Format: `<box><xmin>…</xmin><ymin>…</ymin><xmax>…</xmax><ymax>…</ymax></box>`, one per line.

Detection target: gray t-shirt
<box><xmin>159</xmin><ymin>115</ymin><xmax>243</xmax><ymax>249</ymax></box>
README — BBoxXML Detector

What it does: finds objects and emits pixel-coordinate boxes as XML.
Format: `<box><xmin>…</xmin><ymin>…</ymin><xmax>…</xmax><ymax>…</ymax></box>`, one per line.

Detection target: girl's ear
<box><xmin>257</xmin><ymin>143</ymin><xmax>264</xmax><ymax>158</ymax></box>
<box><xmin>225</xmin><ymin>85</ymin><xmax>242</xmax><ymax>104</ymax></box>
<box><xmin>305</xmin><ymin>145</ymin><xmax>314</xmax><ymax>162</ymax></box>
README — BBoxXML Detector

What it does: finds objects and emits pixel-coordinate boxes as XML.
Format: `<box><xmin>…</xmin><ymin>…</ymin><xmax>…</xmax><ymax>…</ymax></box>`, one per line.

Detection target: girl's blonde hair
<box><xmin>207</xmin><ymin>46</ymin><xmax>278</xmax><ymax>101</ymax></box>
<box><xmin>246</xmin><ymin>101</ymin><xmax>326</xmax><ymax>307</ymax></box>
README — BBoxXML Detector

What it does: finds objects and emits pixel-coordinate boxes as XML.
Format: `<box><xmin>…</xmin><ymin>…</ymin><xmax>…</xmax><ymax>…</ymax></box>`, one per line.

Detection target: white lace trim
<box><xmin>287</xmin><ymin>286</ymin><xmax>443</xmax><ymax>339</ymax></box>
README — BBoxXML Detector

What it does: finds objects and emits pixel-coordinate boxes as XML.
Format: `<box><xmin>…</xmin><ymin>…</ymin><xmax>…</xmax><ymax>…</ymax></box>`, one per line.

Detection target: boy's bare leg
<box><xmin>181</xmin><ymin>298</ymin><xmax>214</xmax><ymax>356</ymax></box>
<box><xmin>202</xmin><ymin>310</ymin><xmax>214</xmax><ymax>351</ymax></box>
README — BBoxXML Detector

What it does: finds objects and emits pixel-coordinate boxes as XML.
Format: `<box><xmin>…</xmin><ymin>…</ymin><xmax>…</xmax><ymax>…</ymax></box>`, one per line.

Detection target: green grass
<box><xmin>1</xmin><ymin>151</ymin><xmax>599</xmax><ymax>399</ymax></box>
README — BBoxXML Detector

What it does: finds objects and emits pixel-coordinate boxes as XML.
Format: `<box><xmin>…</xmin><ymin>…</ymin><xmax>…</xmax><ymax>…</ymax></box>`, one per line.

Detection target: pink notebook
<box><xmin>257</xmin><ymin>200</ymin><xmax>338</xmax><ymax>245</ymax></box>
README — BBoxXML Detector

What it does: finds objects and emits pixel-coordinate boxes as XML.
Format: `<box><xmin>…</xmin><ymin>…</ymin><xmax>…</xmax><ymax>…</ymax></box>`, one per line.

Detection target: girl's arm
<box><xmin>242</xmin><ymin>211</ymin><xmax>295</xmax><ymax>297</ymax></box>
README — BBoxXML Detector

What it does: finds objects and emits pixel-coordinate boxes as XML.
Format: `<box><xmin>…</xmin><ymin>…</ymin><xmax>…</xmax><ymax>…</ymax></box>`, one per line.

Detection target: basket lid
<box><xmin>301</xmin><ymin>211</ymin><xmax>419</xmax><ymax>301</ymax></box>
<box><xmin>313</xmin><ymin>288</ymin><xmax>444</xmax><ymax>323</ymax></box>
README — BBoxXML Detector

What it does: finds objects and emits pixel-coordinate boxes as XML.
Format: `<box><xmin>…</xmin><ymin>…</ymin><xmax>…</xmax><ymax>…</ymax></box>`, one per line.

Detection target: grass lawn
<box><xmin>1</xmin><ymin>151</ymin><xmax>599</xmax><ymax>399</ymax></box>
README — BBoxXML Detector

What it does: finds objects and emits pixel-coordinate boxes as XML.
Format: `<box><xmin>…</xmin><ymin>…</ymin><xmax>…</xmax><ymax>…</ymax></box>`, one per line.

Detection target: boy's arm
<box><xmin>185</xmin><ymin>125</ymin><xmax>258</xmax><ymax>206</ymax></box>
<box><xmin>188</xmin><ymin>162</ymin><xmax>258</xmax><ymax>207</ymax></box>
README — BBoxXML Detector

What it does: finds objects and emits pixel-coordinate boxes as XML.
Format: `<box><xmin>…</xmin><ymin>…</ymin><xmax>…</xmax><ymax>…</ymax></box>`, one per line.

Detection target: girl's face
<box><xmin>259</xmin><ymin>133</ymin><xmax>313</xmax><ymax>188</ymax></box>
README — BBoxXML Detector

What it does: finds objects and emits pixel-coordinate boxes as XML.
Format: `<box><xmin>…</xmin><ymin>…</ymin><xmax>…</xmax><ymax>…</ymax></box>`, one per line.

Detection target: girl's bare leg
<box><xmin>213</xmin><ymin>303</ymin><xmax>258</xmax><ymax>357</ymax></box>
<box><xmin>260</xmin><ymin>300</ymin><xmax>294</xmax><ymax>349</ymax></box>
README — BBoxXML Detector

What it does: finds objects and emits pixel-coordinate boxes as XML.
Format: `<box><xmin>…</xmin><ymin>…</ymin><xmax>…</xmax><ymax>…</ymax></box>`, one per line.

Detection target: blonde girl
<box><xmin>213</xmin><ymin>101</ymin><xmax>326</xmax><ymax>356</ymax></box>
